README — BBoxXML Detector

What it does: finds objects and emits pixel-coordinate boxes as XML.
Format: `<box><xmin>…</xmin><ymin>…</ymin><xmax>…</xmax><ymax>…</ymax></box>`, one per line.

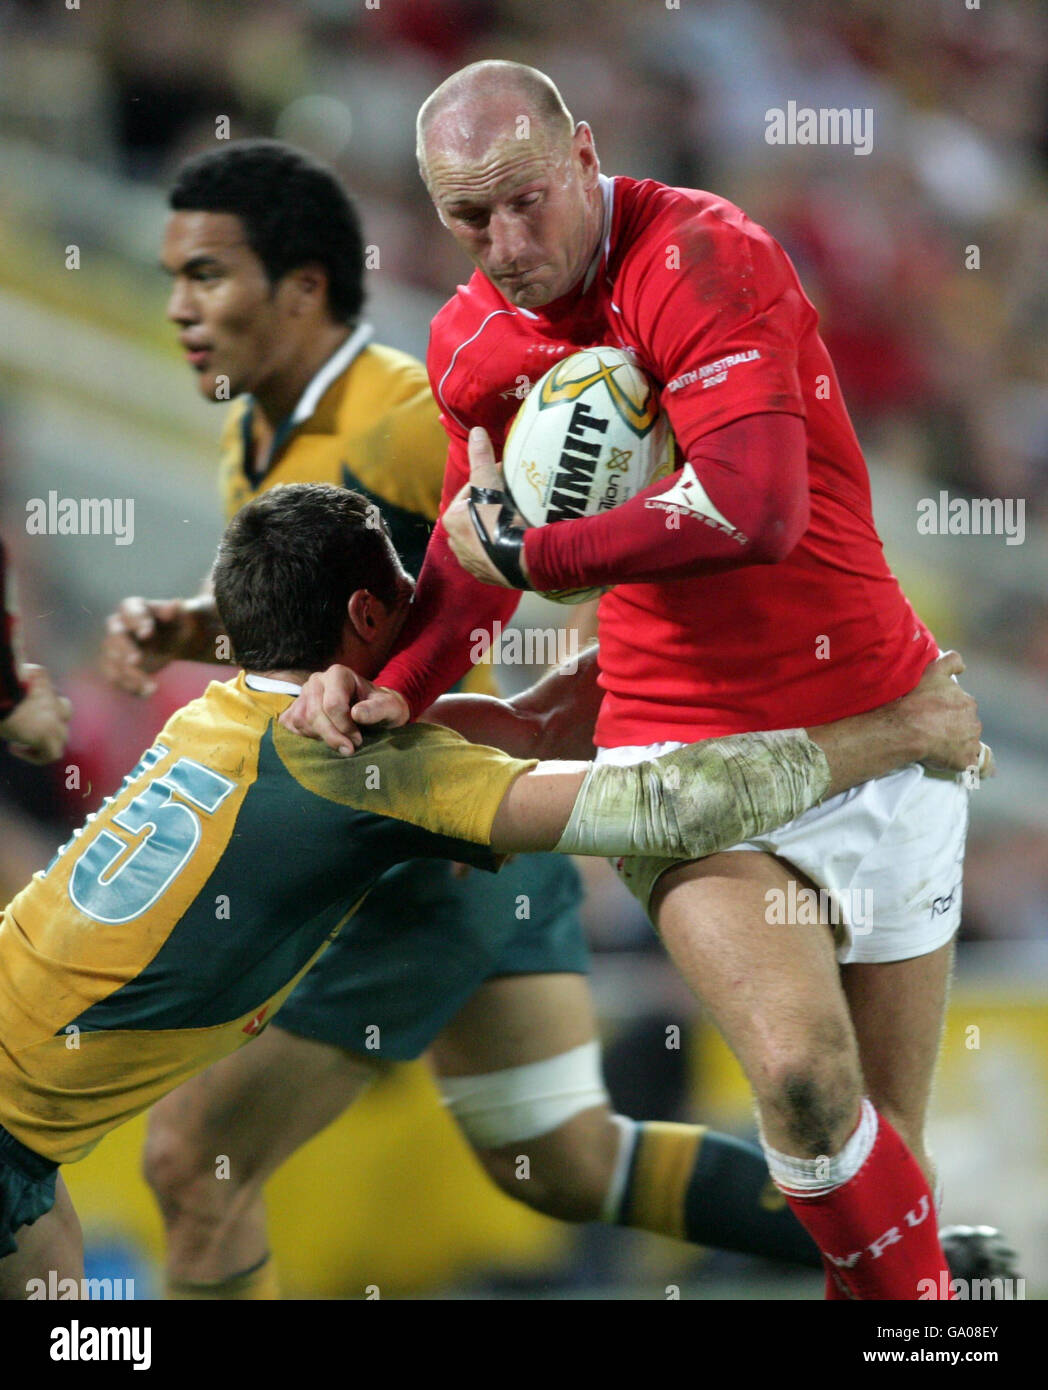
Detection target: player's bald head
<box><xmin>417</xmin><ymin>61</ymin><xmax>603</xmax><ymax>310</ymax></box>
<box><xmin>417</xmin><ymin>61</ymin><xmax>574</xmax><ymax>183</ymax></box>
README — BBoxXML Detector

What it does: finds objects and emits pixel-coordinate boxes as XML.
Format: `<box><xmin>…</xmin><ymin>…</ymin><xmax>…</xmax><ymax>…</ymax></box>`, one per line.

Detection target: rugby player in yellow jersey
<box><xmin>97</xmin><ymin>142</ymin><xmax>983</xmax><ymax>1300</ymax></box>
<box><xmin>2</xmin><ymin>478</ymin><xmax>985</xmax><ymax>1295</ymax></box>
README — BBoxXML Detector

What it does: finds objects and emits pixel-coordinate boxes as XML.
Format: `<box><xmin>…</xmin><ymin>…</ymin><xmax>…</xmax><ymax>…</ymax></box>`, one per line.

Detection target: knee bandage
<box><xmin>438</xmin><ymin>1040</ymin><xmax>610</xmax><ymax>1148</ymax></box>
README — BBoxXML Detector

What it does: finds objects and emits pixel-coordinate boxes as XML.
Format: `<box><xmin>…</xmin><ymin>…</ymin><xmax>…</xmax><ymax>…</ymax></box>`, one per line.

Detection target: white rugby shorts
<box><xmin>594</xmin><ymin>742</ymin><xmax>970</xmax><ymax>965</ymax></box>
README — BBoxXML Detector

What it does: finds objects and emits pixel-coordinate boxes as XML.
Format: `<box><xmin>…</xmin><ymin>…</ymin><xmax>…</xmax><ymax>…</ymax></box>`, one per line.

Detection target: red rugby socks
<box><xmin>764</xmin><ymin>1100</ymin><xmax>953</xmax><ymax>1300</ymax></box>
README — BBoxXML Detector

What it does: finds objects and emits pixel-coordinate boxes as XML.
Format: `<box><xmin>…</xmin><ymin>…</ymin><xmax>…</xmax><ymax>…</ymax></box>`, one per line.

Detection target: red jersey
<box><xmin>378</xmin><ymin>175</ymin><xmax>935</xmax><ymax>746</ymax></box>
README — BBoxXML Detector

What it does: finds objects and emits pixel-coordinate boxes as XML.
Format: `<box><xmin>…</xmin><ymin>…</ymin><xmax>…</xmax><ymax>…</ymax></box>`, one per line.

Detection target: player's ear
<box><xmin>573</xmin><ymin>123</ymin><xmax>600</xmax><ymax>182</ymax></box>
<box><xmin>285</xmin><ymin>263</ymin><xmax>329</xmax><ymax>316</ymax></box>
<box><xmin>346</xmin><ymin>589</ymin><xmax>377</xmax><ymax>640</ymax></box>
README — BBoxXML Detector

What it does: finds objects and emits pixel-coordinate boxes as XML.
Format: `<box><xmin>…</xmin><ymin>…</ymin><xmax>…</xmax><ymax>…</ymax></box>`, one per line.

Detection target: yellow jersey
<box><xmin>221</xmin><ymin>333</ymin><xmax>442</xmax><ymax>572</ymax></box>
<box><xmin>0</xmin><ymin>673</ymin><xmax>531</xmax><ymax>1164</ymax></box>
<box><xmin>217</xmin><ymin>329</ymin><xmax>494</xmax><ymax>695</ymax></box>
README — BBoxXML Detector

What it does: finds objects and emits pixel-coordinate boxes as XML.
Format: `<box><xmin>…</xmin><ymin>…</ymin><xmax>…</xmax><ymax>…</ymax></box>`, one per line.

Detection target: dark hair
<box><xmin>213</xmin><ymin>484</ymin><xmax>402</xmax><ymax>671</ymax></box>
<box><xmin>169</xmin><ymin>140</ymin><xmax>365</xmax><ymax>324</ymax></box>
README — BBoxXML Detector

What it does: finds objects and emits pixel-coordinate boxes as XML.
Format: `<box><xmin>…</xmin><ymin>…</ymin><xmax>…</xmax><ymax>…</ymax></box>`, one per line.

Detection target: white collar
<box><xmin>582</xmin><ymin>174</ymin><xmax>615</xmax><ymax>293</ymax></box>
<box><xmin>245</xmin><ymin>673</ymin><xmax>302</xmax><ymax>695</ymax></box>
<box><xmin>288</xmin><ymin>320</ymin><xmax>374</xmax><ymax>427</ymax></box>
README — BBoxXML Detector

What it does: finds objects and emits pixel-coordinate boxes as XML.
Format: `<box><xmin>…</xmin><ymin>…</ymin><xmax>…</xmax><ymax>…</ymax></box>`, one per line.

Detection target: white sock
<box><xmin>760</xmin><ymin>1098</ymin><xmax>878</xmax><ymax>1198</ymax></box>
<box><xmin>599</xmin><ymin>1114</ymin><xmax>639</xmax><ymax>1222</ymax></box>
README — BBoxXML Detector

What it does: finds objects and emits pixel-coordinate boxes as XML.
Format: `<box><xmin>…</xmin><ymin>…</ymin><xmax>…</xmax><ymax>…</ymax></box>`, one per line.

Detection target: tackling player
<box><xmin>0</xmin><ymin>481</ymin><xmax>984</xmax><ymax>1296</ymax></box>
<box><xmin>101</xmin><ymin>142</ymin><xmax>868</xmax><ymax>1300</ymax></box>
<box><xmin>284</xmin><ymin>64</ymin><xmax>1007</xmax><ymax>1299</ymax></box>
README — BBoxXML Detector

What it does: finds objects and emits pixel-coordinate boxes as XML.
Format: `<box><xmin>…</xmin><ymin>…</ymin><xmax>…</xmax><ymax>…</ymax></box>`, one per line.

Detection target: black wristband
<box><xmin>467</xmin><ymin>498</ymin><xmax>531</xmax><ymax>591</ymax></box>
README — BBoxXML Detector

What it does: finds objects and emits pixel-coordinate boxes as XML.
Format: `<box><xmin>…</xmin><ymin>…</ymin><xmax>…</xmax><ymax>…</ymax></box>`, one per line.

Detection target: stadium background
<box><xmin>0</xmin><ymin>0</ymin><xmax>1045</xmax><ymax>1298</ymax></box>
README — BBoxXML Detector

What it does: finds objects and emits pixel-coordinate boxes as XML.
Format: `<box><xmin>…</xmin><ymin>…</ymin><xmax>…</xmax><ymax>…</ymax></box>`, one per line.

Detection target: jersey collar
<box><xmin>245</xmin><ymin>673</ymin><xmax>302</xmax><ymax>696</ymax></box>
<box><xmin>241</xmin><ymin>321</ymin><xmax>374</xmax><ymax>480</ymax></box>
<box><xmin>584</xmin><ymin>173</ymin><xmax>615</xmax><ymax>293</ymax></box>
<box><xmin>288</xmin><ymin>320</ymin><xmax>374</xmax><ymax>428</ymax></box>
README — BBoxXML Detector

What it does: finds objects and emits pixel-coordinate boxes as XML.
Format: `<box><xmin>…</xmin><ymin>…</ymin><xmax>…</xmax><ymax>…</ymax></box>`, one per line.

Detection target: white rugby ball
<box><xmin>502</xmin><ymin>346</ymin><xmax>675</xmax><ymax>603</ymax></box>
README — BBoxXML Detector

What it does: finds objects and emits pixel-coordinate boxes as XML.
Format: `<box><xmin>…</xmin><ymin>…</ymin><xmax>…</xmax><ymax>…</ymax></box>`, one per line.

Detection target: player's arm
<box><xmin>519</xmin><ymin>222</ymin><xmax>814</xmax><ymax>593</ymax></box>
<box><xmin>446</xmin><ymin>412</ymin><xmax>808</xmax><ymax>594</ymax></box>
<box><xmin>374</xmin><ymin>427</ymin><xmax>520</xmax><ymax>712</ymax></box>
<box><xmin>101</xmin><ymin>585</ymin><xmax>228</xmax><ymax>696</ymax></box>
<box><xmin>293</xmin><ymin>640</ymin><xmax>603</xmax><ymax>760</ymax></box>
<box><xmin>522</xmin><ymin>412</ymin><xmax>807</xmax><ymax>592</ymax></box>
<box><xmin>490</xmin><ymin>652</ymin><xmax>988</xmax><ymax>854</ymax></box>
<box><xmin>445</xmin><ymin>218</ymin><xmax>814</xmax><ymax>595</ymax></box>
<box><xmin>422</xmin><ymin>640</ymin><xmax>602</xmax><ymax>760</ymax></box>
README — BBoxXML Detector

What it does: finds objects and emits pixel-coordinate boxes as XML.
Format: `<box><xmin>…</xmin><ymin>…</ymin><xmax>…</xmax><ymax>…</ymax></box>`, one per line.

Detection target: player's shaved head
<box><xmin>417</xmin><ymin>61</ymin><xmax>603</xmax><ymax>310</ymax></box>
<box><xmin>417</xmin><ymin>61</ymin><xmax>573</xmax><ymax>182</ymax></box>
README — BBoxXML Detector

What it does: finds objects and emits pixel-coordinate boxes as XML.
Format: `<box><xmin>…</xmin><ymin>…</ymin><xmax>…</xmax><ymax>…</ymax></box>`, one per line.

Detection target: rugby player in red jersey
<box><xmin>283</xmin><ymin>61</ymin><xmax>1012</xmax><ymax>1299</ymax></box>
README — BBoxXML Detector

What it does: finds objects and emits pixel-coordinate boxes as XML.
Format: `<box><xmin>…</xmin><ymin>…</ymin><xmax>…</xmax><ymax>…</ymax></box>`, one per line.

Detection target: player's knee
<box><xmin>439</xmin><ymin>1041</ymin><xmax>615</xmax><ymax>1222</ymax></box>
<box><xmin>759</xmin><ymin>1027</ymin><xmax>861</xmax><ymax>1155</ymax></box>
<box><xmin>477</xmin><ymin>1107</ymin><xmax>616</xmax><ymax>1223</ymax></box>
<box><xmin>142</xmin><ymin>1112</ymin><xmax>242</xmax><ymax>1223</ymax></box>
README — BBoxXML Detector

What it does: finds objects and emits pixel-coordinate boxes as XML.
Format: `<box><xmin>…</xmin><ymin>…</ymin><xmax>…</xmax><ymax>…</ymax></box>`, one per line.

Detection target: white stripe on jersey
<box><xmin>436</xmin><ymin>309</ymin><xmax>515</xmax><ymax>430</ymax></box>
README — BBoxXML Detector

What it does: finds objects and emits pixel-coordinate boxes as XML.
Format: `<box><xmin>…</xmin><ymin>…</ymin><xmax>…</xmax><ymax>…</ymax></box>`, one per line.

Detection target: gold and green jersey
<box><xmin>0</xmin><ymin>673</ymin><xmax>532</xmax><ymax>1165</ymax></box>
<box><xmin>220</xmin><ymin>329</ymin><xmax>445</xmax><ymax>579</ymax></box>
<box><xmin>218</xmin><ymin>327</ymin><xmax>494</xmax><ymax>696</ymax></box>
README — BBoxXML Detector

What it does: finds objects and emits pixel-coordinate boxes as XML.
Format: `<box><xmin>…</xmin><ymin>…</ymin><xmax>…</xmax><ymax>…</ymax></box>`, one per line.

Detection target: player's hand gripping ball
<box><xmin>502</xmin><ymin>346</ymin><xmax>676</xmax><ymax>603</ymax></box>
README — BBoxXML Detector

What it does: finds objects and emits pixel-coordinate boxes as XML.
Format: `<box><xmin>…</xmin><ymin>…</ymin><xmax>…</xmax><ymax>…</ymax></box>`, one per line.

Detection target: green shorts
<box><xmin>274</xmin><ymin>852</ymin><xmax>587</xmax><ymax>1060</ymax></box>
<box><xmin>0</xmin><ymin>1123</ymin><xmax>58</xmax><ymax>1259</ymax></box>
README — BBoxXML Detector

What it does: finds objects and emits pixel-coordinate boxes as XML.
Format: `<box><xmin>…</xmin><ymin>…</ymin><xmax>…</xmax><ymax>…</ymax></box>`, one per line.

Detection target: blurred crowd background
<box><xmin>0</xmin><ymin>0</ymin><xmax>1045</xmax><ymax>1298</ymax></box>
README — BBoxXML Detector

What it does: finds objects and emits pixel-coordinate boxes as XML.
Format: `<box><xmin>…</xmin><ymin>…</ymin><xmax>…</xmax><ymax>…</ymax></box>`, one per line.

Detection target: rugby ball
<box><xmin>502</xmin><ymin>346</ymin><xmax>675</xmax><ymax>603</ymax></box>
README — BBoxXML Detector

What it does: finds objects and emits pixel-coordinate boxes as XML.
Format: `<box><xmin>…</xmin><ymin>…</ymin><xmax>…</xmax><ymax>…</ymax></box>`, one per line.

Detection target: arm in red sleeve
<box><xmin>375</xmin><ymin>523</ymin><xmax>520</xmax><ymax>719</ymax></box>
<box><xmin>526</xmin><ymin>193</ymin><xmax>814</xmax><ymax>593</ymax></box>
<box><xmin>374</xmin><ymin>423</ymin><xmax>521</xmax><ymax>719</ymax></box>
<box><xmin>523</xmin><ymin>411</ymin><xmax>810</xmax><ymax>593</ymax></box>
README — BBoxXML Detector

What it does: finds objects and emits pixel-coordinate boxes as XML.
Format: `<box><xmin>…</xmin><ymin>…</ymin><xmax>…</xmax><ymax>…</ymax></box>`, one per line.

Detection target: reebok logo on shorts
<box><xmin>930</xmin><ymin>883</ymin><xmax>961</xmax><ymax>917</ymax></box>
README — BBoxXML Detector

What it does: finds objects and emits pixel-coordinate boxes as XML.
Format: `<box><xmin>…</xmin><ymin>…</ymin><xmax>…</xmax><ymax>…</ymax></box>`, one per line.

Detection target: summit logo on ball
<box><xmin>502</xmin><ymin>347</ymin><xmax>673</xmax><ymax>527</ymax></box>
<box><xmin>544</xmin><ymin>400</ymin><xmax>609</xmax><ymax>522</ymax></box>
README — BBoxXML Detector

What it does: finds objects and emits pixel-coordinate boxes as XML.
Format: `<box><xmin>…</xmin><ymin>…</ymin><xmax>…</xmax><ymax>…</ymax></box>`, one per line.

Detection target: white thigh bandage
<box><xmin>438</xmin><ymin>1041</ymin><xmax>610</xmax><ymax>1148</ymax></box>
<box><xmin>554</xmin><ymin>730</ymin><xmax>831</xmax><ymax>861</ymax></box>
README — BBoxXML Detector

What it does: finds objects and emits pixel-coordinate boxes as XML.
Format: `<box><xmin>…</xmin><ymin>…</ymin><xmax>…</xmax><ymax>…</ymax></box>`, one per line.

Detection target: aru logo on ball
<box><xmin>537</xmin><ymin>352</ymin><xmax>660</xmax><ymax>438</ymax></box>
